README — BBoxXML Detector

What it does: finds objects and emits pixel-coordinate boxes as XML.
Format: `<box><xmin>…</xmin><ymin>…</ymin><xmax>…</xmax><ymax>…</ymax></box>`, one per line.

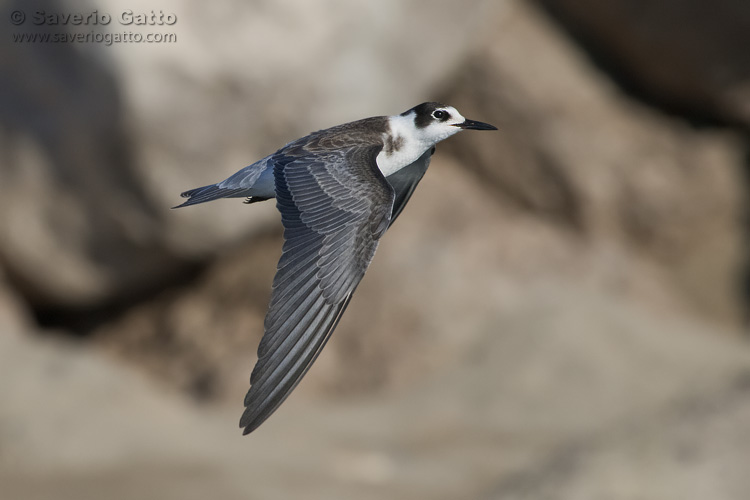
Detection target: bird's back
<box><xmin>275</xmin><ymin>116</ymin><xmax>389</xmax><ymax>157</ymax></box>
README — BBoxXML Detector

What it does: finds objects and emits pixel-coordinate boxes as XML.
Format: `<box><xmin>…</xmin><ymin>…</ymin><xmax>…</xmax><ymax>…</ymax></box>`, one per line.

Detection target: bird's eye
<box><xmin>432</xmin><ymin>110</ymin><xmax>449</xmax><ymax>121</ymax></box>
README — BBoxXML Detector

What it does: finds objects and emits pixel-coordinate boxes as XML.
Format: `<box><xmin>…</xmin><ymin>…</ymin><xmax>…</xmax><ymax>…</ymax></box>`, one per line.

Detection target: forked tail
<box><xmin>172</xmin><ymin>184</ymin><xmax>249</xmax><ymax>208</ymax></box>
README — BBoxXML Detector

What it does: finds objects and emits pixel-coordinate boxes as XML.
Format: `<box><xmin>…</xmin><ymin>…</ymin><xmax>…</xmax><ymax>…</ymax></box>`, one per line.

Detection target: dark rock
<box><xmin>536</xmin><ymin>0</ymin><xmax>750</xmax><ymax>126</ymax></box>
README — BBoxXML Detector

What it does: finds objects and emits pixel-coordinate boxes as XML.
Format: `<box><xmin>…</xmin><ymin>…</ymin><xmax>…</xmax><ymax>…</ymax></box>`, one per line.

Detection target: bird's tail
<box><xmin>172</xmin><ymin>184</ymin><xmax>248</xmax><ymax>209</ymax></box>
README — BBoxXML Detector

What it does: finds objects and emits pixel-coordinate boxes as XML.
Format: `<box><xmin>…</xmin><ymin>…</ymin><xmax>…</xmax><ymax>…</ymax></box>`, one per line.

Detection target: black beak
<box><xmin>454</xmin><ymin>118</ymin><xmax>497</xmax><ymax>131</ymax></box>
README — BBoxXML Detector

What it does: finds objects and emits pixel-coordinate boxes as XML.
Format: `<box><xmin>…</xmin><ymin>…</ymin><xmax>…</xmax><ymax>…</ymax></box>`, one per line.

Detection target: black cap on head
<box><xmin>401</xmin><ymin>102</ymin><xmax>497</xmax><ymax>131</ymax></box>
<box><xmin>401</xmin><ymin>102</ymin><xmax>449</xmax><ymax>129</ymax></box>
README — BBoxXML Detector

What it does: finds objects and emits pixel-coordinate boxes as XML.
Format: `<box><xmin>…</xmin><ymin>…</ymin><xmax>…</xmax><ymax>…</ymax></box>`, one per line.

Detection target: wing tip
<box><xmin>240</xmin><ymin>417</ymin><xmax>256</xmax><ymax>435</ymax></box>
<box><xmin>239</xmin><ymin>405</ymin><xmax>266</xmax><ymax>435</ymax></box>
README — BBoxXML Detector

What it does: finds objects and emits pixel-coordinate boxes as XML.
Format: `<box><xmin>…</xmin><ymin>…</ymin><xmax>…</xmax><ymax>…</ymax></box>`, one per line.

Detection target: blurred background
<box><xmin>2</xmin><ymin>0</ymin><xmax>750</xmax><ymax>498</ymax></box>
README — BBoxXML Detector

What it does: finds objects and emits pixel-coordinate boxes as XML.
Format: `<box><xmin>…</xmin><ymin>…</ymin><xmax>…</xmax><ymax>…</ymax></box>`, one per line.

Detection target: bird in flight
<box><xmin>175</xmin><ymin>102</ymin><xmax>497</xmax><ymax>434</ymax></box>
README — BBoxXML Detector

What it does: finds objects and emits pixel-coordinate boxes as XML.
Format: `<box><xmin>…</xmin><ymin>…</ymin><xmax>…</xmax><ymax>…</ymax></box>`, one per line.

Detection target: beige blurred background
<box><xmin>2</xmin><ymin>0</ymin><xmax>750</xmax><ymax>498</ymax></box>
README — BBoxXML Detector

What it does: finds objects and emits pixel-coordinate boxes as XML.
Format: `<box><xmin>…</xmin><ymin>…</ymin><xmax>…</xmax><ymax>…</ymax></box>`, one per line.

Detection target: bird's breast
<box><xmin>376</xmin><ymin>136</ymin><xmax>428</xmax><ymax>177</ymax></box>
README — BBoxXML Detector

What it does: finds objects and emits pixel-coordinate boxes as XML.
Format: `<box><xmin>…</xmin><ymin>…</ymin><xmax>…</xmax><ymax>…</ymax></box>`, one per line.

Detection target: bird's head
<box><xmin>400</xmin><ymin>102</ymin><xmax>497</xmax><ymax>145</ymax></box>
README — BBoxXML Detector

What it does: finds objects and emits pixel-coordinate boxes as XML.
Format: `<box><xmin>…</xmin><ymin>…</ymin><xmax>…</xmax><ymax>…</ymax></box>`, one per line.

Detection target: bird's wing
<box><xmin>385</xmin><ymin>146</ymin><xmax>434</xmax><ymax>226</ymax></box>
<box><xmin>240</xmin><ymin>141</ymin><xmax>394</xmax><ymax>434</ymax></box>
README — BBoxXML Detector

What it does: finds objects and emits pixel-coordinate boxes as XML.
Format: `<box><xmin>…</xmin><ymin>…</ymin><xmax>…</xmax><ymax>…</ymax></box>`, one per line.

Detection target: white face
<box><xmin>378</xmin><ymin>103</ymin><xmax>495</xmax><ymax>177</ymax></box>
<box><xmin>379</xmin><ymin>104</ymin><xmax>484</xmax><ymax>177</ymax></box>
<box><xmin>416</xmin><ymin>105</ymin><xmax>466</xmax><ymax>145</ymax></box>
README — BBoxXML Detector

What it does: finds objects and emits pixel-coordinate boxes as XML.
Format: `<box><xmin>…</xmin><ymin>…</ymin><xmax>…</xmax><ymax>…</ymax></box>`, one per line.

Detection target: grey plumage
<box><xmin>174</xmin><ymin>103</ymin><xmax>496</xmax><ymax>434</ymax></box>
<box><xmin>175</xmin><ymin>156</ymin><xmax>275</xmax><ymax>208</ymax></box>
<box><xmin>240</xmin><ymin>127</ymin><xmax>393</xmax><ymax>433</ymax></box>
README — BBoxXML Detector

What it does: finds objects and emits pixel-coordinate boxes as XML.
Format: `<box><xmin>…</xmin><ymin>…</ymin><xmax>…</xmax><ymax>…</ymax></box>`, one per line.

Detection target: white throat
<box><xmin>376</xmin><ymin>114</ymin><xmax>434</xmax><ymax>177</ymax></box>
<box><xmin>375</xmin><ymin>111</ymin><xmax>463</xmax><ymax>177</ymax></box>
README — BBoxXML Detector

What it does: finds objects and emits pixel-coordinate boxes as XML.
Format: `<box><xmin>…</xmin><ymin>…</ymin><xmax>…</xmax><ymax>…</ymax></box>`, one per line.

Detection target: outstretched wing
<box><xmin>240</xmin><ymin>142</ymin><xmax>394</xmax><ymax>434</ymax></box>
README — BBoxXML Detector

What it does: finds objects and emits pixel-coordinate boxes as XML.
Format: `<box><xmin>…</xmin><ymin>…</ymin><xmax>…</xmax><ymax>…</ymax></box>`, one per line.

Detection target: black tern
<box><xmin>175</xmin><ymin>102</ymin><xmax>496</xmax><ymax>434</ymax></box>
